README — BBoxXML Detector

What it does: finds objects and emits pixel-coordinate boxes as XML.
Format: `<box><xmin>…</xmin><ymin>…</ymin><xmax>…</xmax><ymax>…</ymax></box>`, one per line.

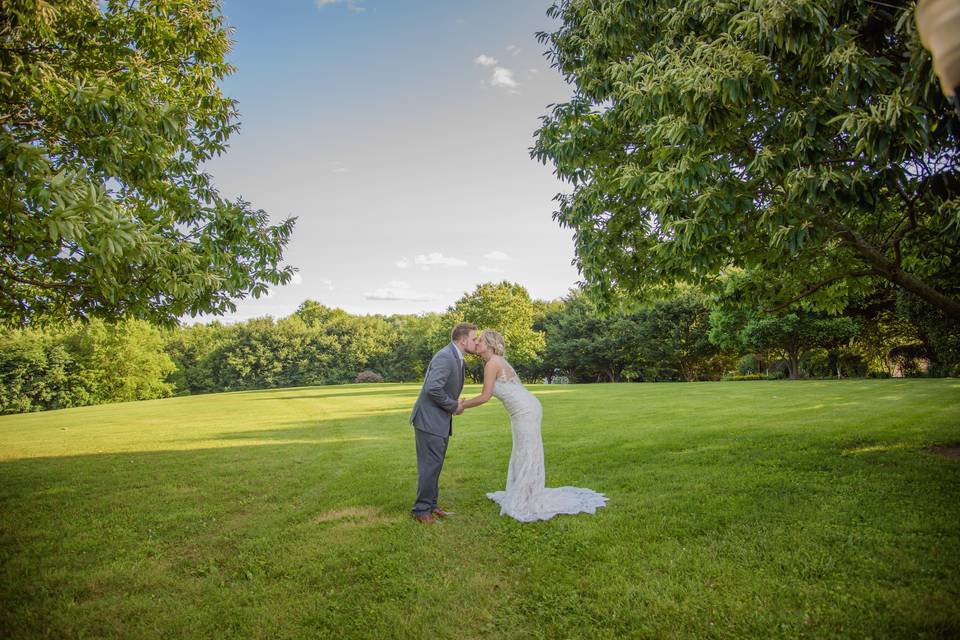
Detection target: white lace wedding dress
<box><xmin>486</xmin><ymin>365</ymin><xmax>607</xmax><ymax>522</ymax></box>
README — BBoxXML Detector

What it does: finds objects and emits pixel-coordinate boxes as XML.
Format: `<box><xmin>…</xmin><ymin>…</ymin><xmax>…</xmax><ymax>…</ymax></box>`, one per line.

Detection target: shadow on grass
<box><xmin>210</xmin><ymin>424</ymin><xmax>400</xmax><ymax>442</ymax></box>
<box><xmin>232</xmin><ymin>385</ymin><xmax>418</xmax><ymax>401</ymax></box>
<box><xmin>247</xmin><ymin>390</ymin><xmax>419</xmax><ymax>401</ymax></box>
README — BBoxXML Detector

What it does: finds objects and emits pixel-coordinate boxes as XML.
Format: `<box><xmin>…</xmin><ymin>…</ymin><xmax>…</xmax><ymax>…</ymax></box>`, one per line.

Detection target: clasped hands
<box><xmin>454</xmin><ymin>398</ymin><xmax>466</xmax><ymax>415</ymax></box>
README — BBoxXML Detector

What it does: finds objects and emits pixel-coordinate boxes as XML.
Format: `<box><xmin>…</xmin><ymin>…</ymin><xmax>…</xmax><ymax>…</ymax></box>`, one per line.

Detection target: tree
<box><xmin>741</xmin><ymin>313</ymin><xmax>859</xmax><ymax>380</ymax></box>
<box><xmin>163</xmin><ymin>321</ymin><xmax>230</xmax><ymax>394</ymax></box>
<box><xmin>540</xmin><ymin>291</ymin><xmax>641</xmax><ymax>382</ymax></box>
<box><xmin>389</xmin><ymin>312</ymin><xmax>448</xmax><ymax>381</ymax></box>
<box><xmin>65</xmin><ymin>318</ymin><xmax>176</xmax><ymax>402</ymax></box>
<box><xmin>294</xmin><ymin>300</ymin><xmax>395</xmax><ymax>382</ymax></box>
<box><xmin>636</xmin><ymin>292</ymin><xmax>719</xmax><ymax>381</ymax></box>
<box><xmin>1</xmin><ymin>318</ymin><xmax>175</xmax><ymax>413</ymax></box>
<box><xmin>1</xmin><ymin>0</ymin><xmax>295</xmax><ymax>326</ymax></box>
<box><xmin>0</xmin><ymin>327</ymin><xmax>73</xmax><ymax>413</ymax></box>
<box><xmin>896</xmin><ymin>291</ymin><xmax>960</xmax><ymax>375</ymax></box>
<box><xmin>211</xmin><ymin>316</ymin><xmax>339</xmax><ymax>390</ymax></box>
<box><xmin>533</xmin><ymin>0</ymin><xmax>960</xmax><ymax>319</ymax></box>
<box><xmin>448</xmin><ymin>282</ymin><xmax>546</xmax><ymax>377</ymax></box>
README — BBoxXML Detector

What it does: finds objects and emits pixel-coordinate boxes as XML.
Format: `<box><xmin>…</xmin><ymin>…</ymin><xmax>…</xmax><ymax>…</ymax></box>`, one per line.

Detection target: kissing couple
<box><xmin>410</xmin><ymin>322</ymin><xmax>607</xmax><ymax>523</ymax></box>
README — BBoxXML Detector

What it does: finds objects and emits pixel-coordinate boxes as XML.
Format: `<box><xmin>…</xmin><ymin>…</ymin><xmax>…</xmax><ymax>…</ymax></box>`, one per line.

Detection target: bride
<box><xmin>461</xmin><ymin>330</ymin><xmax>607</xmax><ymax>522</ymax></box>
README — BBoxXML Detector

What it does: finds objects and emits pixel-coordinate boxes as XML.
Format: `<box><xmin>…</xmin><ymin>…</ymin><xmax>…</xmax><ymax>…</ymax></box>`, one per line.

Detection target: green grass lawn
<box><xmin>1</xmin><ymin>380</ymin><xmax>958</xmax><ymax>639</ymax></box>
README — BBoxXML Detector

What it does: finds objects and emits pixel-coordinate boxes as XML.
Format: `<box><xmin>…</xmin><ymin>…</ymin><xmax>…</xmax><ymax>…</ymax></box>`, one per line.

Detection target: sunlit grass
<box><xmin>1</xmin><ymin>380</ymin><xmax>958</xmax><ymax>638</ymax></box>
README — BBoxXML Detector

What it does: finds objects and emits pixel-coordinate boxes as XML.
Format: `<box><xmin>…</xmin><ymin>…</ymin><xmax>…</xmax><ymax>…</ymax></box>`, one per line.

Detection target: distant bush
<box><xmin>355</xmin><ymin>370</ymin><xmax>384</xmax><ymax>383</ymax></box>
<box><xmin>729</xmin><ymin>374</ymin><xmax>766</xmax><ymax>381</ymax></box>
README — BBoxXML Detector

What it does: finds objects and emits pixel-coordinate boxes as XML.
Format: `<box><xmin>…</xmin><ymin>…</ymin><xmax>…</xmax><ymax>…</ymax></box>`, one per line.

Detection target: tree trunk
<box><xmin>787</xmin><ymin>351</ymin><xmax>801</xmax><ymax>379</ymax></box>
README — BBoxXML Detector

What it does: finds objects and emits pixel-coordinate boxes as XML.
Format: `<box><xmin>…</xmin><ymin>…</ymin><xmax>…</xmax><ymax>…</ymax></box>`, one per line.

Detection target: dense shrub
<box><xmin>355</xmin><ymin>370</ymin><xmax>384</xmax><ymax>383</ymax></box>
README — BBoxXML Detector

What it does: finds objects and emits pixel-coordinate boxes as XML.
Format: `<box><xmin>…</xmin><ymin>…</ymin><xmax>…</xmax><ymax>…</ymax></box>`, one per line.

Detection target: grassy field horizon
<box><xmin>1</xmin><ymin>379</ymin><xmax>958</xmax><ymax>638</ymax></box>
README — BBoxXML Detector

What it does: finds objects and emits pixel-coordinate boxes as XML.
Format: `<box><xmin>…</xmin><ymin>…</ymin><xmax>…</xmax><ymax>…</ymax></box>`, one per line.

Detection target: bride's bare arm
<box><xmin>462</xmin><ymin>358</ymin><xmax>499</xmax><ymax>409</ymax></box>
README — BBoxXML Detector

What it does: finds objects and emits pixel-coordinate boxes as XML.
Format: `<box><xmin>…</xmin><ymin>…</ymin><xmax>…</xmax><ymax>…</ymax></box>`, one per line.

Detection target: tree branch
<box><xmin>886</xmin><ymin>177</ymin><xmax>919</xmax><ymax>267</ymax></box>
<box><xmin>0</xmin><ymin>264</ymin><xmax>84</xmax><ymax>291</ymax></box>
<box><xmin>813</xmin><ymin>211</ymin><xmax>960</xmax><ymax>319</ymax></box>
<box><xmin>764</xmin><ymin>270</ymin><xmax>878</xmax><ymax>313</ymax></box>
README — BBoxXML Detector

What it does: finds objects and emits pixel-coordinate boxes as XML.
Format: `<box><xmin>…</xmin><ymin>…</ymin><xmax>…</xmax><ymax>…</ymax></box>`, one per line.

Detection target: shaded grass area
<box><xmin>1</xmin><ymin>380</ymin><xmax>958</xmax><ymax>638</ymax></box>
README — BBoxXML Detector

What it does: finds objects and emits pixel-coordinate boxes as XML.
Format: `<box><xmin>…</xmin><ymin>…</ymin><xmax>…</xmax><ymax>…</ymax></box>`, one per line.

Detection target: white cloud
<box><xmin>365</xmin><ymin>281</ymin><xmax>437</xmax><ymax>302</ymax></box>
<box><xmin>414</xmin><ymin>252</ymin><xmax>467</xmax><ymax>267</ymax></box>
<box><xmin>483</xmin><ymin>250</ymin><xmax>510</xmax><ymax>261</ymax></box>
<box><xmin>475</xmin><ymin>54</ymin><xmax>519</xmax><ymax>93</ymax></box>
<box><xmin>315</xmin><ymin>0</ymin><xmax>365</xmax><ymax>12</ymax></box>
<box><xmin>291</xmin><ymin>272</ymin><xmax>304</xmax><ymax>285</ymax></box>
<box><xmin>479</xmin><ymin>265</ymin><xmax>505</xmax><ymax>274</ymax></box>
<box><xmin>490</xmin><ymin>67</ymin><xmax>518</xmax><ymax>90</ymax></box>
<box><xmin>318</xmin><ymin>278</ymin><xmax>334</xmax><ymax>290</ymax></box>
<box><xmin>330</xmin><ymin>161</ymin><xmax>349</xmax><ymax>173</ymax></box>
<box><xmin>506</xmin><ymin>44</ymin><xmax>521</xmax><ymax>55</ymax></box>
<box><xmin>396</xmin><ymin>258</ymin><xmax>410</xmax><ymax>269</ymax></box>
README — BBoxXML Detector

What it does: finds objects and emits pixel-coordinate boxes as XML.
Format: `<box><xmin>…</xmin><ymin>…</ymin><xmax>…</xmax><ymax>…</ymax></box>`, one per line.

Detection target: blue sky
<box><xmin>198</xmin><ymin>0</ymin><xmax>580</xmax><ymax>321</ymax></box>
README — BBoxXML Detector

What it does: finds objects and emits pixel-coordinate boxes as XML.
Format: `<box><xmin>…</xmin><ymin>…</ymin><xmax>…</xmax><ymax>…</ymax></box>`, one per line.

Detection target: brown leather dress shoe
<box><xmin>412</xmin><ymin>513</ymin><xmax>436</xmax><ymax>524</ymax></box>
<box><xmin>432</xmin><ymin>507</ymin><xmax>454</xmax><ymax>518</ymax></box>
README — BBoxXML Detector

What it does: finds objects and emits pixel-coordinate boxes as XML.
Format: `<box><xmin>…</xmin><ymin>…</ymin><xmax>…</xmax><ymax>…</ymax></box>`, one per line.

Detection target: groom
<box><xmin>410</xmin><ymin>322</ymin><xmax>478</xmax><ymax>523</ymax></box>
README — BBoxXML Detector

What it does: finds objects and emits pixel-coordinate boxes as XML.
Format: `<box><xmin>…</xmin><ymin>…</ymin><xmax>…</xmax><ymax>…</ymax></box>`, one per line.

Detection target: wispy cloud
<box><xmin>291</xmin><ymin>272</ymin><xmax>304</xmax><ymax>285</ymax></box>
<box><xmin>365</xmin><ymin>281</ymin><xmax>437</xmax><ymax>302</ymax></box>
<box><xmin>395</xmin><ymin>258</ymin><xmax>410</xmax><ymax>269</ymax></box>
<box><xmin>506</xmin><ymin>44</ymin><xmax>521</xmax><ymax>55</ymax></box>
<box><xmin>414</xmin><ymin>252</ymin><xmax>467</xmax><ymax>267</ymax></box>
<box><xmin>483</xmin><ymin>250</ymin><xmax>510</xmax><ymax>261</ymax></box>
<box><xmin>479</xmin><ymin>265</ymin><xmax>505</xmax><ymax>274</ymax></box>
<box><xmin>475</xmin><ymin>53</ymin><xmax>519</xmax><ymax>93</ymax></box>
<box><xmin>490</xmin><ymin>67</ymin><xmax>518</xmax><ymax>90</ymax></box>
<box><xmin>329</xmin><ymin>161</ymin><xmax>349</xmax><ymax>173</ymax></box>
<box><xmin>315</xmin><ymin>0</ymin><xmax>365</xmax><ymax>13</ymax></box>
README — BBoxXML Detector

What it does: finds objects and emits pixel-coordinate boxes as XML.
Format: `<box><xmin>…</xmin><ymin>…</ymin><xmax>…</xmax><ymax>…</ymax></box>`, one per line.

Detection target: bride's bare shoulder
<box><xmin>492</xmin><ymin>356</ymin><xmax>517</xmax><ymax>380</ymax></box>
<box><xmin>483</xmin><ymin>356</ymin><xmax>505</xmax><ymax>376</ymax></box>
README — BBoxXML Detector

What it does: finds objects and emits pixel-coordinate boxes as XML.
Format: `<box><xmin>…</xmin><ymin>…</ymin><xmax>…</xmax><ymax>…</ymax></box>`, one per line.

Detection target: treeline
<box><xmin>1</xmin><ymin>282</ymin><xmax>956</xmax><ymax>414</ymax></box>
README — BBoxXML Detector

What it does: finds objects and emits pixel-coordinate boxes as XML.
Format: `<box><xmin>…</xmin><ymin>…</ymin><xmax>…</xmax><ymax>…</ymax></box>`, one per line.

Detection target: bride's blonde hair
<box><xmin>480</xmin><ymin>330</ymin><xmax>506</xmax><ymax>356</ymax></box>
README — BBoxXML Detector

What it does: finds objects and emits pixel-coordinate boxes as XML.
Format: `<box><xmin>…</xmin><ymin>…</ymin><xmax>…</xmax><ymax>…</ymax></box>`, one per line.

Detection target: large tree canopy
<box><xmin>533</xmin><ymin>0</ymin><xmax>960</xmax><ymax>319</ymax></box>
<box><xmin>1</xmin><ymin>0</ymin><xmax>295</xmax><ymax>326</ymax></box>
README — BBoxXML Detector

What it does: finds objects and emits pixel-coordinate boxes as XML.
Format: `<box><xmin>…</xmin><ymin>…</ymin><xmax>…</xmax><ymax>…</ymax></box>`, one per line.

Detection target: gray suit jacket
<box><xmin>410</xmin><ymin>342</ymin><xmax>464</xmax><ymax>438</ymax></box>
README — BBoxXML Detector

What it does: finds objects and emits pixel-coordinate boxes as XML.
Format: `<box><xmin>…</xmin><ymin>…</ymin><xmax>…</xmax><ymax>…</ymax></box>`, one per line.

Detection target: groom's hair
<box><xmin>451</xmin><ymin>322</ymin><xmax>477</xmax><ymax>342</ymax></box>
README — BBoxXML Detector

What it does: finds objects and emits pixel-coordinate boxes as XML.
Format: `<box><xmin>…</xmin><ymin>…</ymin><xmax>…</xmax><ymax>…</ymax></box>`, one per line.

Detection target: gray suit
<box><xmin>410</xmin><ymin>342</ymin><xmax>464</xmax><ymax>516</ymax></box>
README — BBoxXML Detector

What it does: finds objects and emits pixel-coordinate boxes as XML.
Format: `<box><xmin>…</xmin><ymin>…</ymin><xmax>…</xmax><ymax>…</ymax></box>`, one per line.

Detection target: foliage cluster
<box><xmin>0</xmin><ymin>318</ymin><xmax>174</xmax><ymax>413</ymax></box>
<box><xmin>533</xmin><ymin>0</ymin><xmax>960</xmax><ymax>319</ymax></box>
<box><xmin>1</xmin><ymin>0</ymin><xmax>295</xmax><ymax>326</ymax></box>
<box><xmin>3</xmin><ymin>281</ymin><xmax>955</xmax><ymax>414</ymax></box>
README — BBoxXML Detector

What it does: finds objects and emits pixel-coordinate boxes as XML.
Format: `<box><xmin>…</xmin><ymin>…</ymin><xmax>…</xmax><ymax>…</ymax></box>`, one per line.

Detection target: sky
<box><xmin>194</xmin><ymin>0</ymin><xmax>581</xmax><ymax>322</ymax></box>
